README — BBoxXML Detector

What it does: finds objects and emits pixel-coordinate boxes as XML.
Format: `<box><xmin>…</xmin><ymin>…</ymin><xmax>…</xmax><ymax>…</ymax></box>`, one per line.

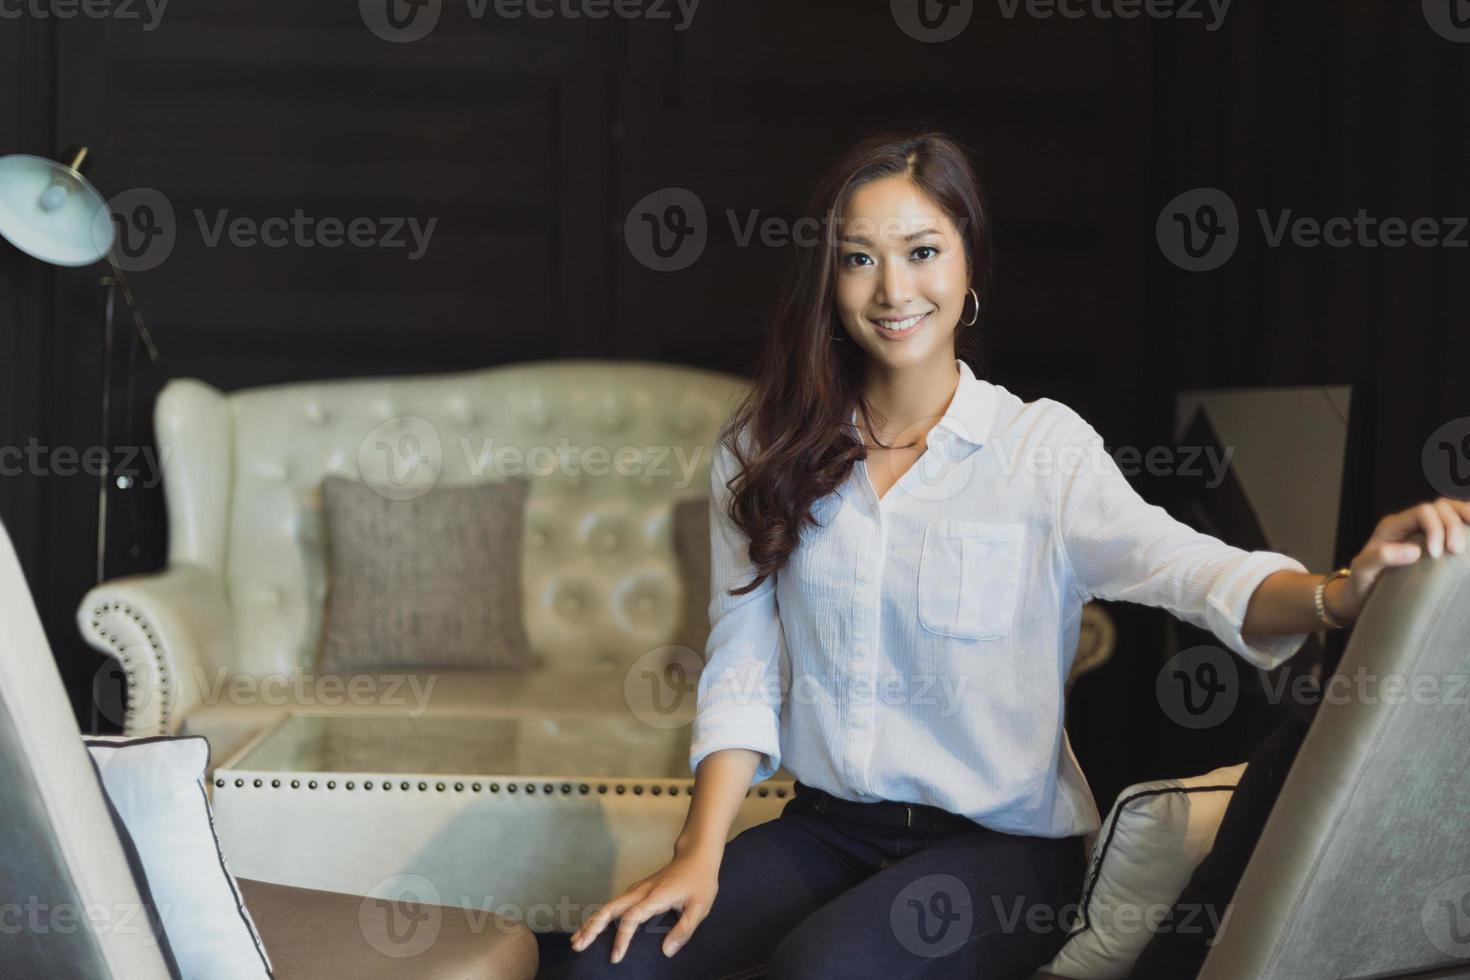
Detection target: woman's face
<box><xmin>833</xmin><ymin>176</ymin><xmax>971</xmax><ymax>368</ymax></box>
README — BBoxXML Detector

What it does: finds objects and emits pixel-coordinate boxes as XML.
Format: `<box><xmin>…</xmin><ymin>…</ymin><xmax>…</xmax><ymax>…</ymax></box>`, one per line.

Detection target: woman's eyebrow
<box><xmin>839</xmin><ymin>226</ymin><xmax>943</xmax><ymax>246</ymax></box>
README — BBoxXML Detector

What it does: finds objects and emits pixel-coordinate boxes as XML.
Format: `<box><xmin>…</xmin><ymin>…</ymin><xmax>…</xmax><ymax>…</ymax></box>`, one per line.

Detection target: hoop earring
<box><xmin>960</xmin><ymin>286</ymin><xmax>979</xmax><ymax>327</ymax></box>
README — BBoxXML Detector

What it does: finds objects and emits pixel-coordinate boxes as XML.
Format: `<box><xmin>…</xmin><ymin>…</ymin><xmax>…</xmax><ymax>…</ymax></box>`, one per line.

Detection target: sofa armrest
<box><xmin>77</xmin><ymin>564</ymin><xmax>236</xmax><ymax>736</ymax></box>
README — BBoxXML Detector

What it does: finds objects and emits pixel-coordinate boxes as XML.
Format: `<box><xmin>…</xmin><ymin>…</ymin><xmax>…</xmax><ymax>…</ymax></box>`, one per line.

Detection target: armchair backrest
<box><xmin>1198</xmin><ymin>541</ymin><xmax>1470</xmax><ymax>979</ymax></box>
<box><xmin>0</xmin><ymin>520</ymin><xmax>175</xmax><ymax>979</ymax></box>
<box><xmin>155</xmin><ymin>359</ymin><xmax>751</xmax><ymax>677</ymax></box>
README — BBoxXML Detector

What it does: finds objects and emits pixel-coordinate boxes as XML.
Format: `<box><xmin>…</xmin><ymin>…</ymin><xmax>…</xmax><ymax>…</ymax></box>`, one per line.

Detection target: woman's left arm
<box><xmin>1242</xmin><ymin>496</ymin><xmax>1470</xmax><ymax>636</ymax></box>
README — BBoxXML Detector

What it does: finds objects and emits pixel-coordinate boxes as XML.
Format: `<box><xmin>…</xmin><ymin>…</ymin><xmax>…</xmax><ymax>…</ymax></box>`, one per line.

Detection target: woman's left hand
<box><xmin>1332</xmin><ymin>496</ymin><xmax>1470</xmax><ymax>622</ymax></box>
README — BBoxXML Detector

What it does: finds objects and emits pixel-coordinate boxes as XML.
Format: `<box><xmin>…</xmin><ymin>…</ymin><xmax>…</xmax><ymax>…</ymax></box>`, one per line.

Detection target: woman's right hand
<box><xmin>569</xmin><ymin>847</ymin><xmax>721</xmax><ymax>963</ymax></box>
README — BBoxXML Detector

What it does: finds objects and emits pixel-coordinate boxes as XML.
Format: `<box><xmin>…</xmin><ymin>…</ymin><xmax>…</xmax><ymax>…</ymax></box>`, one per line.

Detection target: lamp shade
<box><xmin>0</xmin><ymin>153</ymin><xmax>114</xmax><ymax>267</ymax></box>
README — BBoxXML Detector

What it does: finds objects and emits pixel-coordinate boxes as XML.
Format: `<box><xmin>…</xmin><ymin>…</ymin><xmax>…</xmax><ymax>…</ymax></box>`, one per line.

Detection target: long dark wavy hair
<box><xmin>719</xmin><ymin>129</ymin><xmax>994</xmax><ymax>596</ymax></box>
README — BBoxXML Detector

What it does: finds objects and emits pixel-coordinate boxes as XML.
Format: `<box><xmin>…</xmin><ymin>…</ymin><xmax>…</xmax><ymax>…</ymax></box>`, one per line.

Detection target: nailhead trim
<box><xmin>88</xmin><ymin>600</ymin><xmax>172</xmax><ymax>735</ymax></box>
<box><xmin>207</xmin><ymin>778</ymin><xmax>793</xmax><ymax>798</ymax></box>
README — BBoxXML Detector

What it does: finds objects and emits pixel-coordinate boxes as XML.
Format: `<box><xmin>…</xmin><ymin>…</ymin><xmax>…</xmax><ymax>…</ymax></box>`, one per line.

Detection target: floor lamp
<box><xmin>0</xmin><ymin>147</ymin><xmax>161</xmax><ymax>584</ymax></box>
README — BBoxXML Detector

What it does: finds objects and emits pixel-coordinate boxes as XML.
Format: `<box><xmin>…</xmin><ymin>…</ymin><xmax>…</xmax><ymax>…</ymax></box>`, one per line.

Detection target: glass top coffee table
<box><xmin>210</xmin><ymin>712</ymin><xmax>794</xmax><ymax>932</ymax></box>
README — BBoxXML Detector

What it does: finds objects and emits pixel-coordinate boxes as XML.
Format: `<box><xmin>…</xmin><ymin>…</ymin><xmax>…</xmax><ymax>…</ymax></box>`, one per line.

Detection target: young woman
<box><xmin>558</xmin><ymin>130</ymin><xmax>1468</xmax><ymax>979</ymax></box>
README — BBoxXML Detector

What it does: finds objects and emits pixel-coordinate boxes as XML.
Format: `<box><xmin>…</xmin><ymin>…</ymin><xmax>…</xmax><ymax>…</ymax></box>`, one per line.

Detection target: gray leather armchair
<box><xmin>1195</xmin><ymin>538</ymin><xmax>1470</xmax><ymax>979</ymax></box>
<box><xmin>0</xmin><ymin>519</ymin><xmax>539</xmax><ymax>979</ymax></box>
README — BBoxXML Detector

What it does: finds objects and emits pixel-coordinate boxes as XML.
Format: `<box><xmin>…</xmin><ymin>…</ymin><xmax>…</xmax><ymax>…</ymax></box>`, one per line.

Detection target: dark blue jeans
<box><xmin>552</xmin><ymin>781</ymin><xmax>1087</xmax><ymax>979</ymax></box>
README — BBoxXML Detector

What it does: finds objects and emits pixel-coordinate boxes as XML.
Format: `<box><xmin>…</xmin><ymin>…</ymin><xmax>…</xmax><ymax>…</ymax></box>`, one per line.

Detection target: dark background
<box><xmin>1</xmin><ymin>0</ymin><xmax>1466</xmax><ymax>814</ymax></box>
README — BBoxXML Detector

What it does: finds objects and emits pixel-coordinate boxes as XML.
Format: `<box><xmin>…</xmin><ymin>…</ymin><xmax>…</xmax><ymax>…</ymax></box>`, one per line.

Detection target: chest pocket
<box><xmin>917</xmin><ymin>520</ymin><xmax>1026</xmax><ymax>640</ymax></box>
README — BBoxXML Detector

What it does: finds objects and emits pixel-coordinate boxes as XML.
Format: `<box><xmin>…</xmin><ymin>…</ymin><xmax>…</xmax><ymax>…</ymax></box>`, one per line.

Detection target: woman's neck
<box><xmin>857</xmin><ymin>354</ymin><xmax>961</xmax><ymax>448</ymax></box>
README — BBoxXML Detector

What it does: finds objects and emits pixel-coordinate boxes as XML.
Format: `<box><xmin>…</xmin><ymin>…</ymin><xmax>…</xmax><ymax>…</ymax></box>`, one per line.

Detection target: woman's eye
<box><xmin>841</xmin><ymin>252</ymin><xmax>872</xmax><ymax>268</ymax></box>
<box><xmin>912</xmin><ymin>245</ymin><xmax>939</xmax><ymax>261</ymax></box>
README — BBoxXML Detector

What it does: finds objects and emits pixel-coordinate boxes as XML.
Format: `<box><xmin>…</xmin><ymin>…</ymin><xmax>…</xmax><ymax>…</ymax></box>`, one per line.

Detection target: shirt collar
<box><xmin>849</xmin><ymin>358</ymin><xmax>996</xmax><ymax>451</ymax></box>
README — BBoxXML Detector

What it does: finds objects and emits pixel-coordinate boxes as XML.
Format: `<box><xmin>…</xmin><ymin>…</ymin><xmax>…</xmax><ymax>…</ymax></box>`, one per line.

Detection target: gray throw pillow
<box><xmin>318</xmin><ymin>474</ymin><xmax>537</xmax><ymax>672</ymax></box>
<box><xmin>671</xmin><ymin>495</ymin><xmax>712</xmax><ymax>660</ymax></box>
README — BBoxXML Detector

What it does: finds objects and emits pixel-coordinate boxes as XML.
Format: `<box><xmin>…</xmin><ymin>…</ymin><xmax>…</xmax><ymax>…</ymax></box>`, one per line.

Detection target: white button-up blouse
<box><xmin>688</xmin><ymin>358</ymin><xmax>1312</xmax><ymax>838</ymax></box>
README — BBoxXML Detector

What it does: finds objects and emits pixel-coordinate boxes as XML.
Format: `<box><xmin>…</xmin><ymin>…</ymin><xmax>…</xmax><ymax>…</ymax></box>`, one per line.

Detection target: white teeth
<box><xmin>874</xmin><ymin>312</ymin><xmax>927</xmax><ymax>331</ymax></box>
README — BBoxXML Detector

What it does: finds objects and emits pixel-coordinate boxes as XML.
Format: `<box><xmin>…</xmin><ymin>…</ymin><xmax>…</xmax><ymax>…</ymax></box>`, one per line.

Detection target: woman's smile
<box><xmin>870</xmin><ymin>309</ymin><xmax>932</xmax><ymax>338</ymax></box>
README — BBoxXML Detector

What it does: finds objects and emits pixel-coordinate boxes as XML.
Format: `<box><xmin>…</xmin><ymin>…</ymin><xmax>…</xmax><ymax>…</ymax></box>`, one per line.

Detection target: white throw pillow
<box><xmin>85</xmin><ymin>735</ymin><xmax>273</xmax><ymax>980</ymax></box>
<box><xmin>1041</xmin><ymin>761</ymin><xmax>1247</xmax><ymax>980</ymax></box>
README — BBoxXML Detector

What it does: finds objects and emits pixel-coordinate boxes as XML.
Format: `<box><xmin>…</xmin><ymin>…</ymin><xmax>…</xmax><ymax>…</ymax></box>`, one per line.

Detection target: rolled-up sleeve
<box><xmin>1051</xmin><ymin>411</ymin><xmax>1312</xmax><ymax>671</ymax></box>
<box><xmin>687</xmin><ymin>436</ymin><xmax>785</xmax><ymax>784</ymax></box>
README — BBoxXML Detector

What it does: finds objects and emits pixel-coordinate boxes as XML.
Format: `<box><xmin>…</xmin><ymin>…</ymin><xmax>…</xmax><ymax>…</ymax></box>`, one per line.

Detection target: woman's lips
<box><xmin>871</xmin><ymin>310</ymin><xmax>930</xmax><ymax>339</ymax></box>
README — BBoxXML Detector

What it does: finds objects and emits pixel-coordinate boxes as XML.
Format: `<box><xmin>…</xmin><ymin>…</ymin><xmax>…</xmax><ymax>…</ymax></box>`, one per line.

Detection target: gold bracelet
<box><xmin>1314</xmin><ymin>567</ymin><xmax>1354</xmax><ymax>628</ymax></box>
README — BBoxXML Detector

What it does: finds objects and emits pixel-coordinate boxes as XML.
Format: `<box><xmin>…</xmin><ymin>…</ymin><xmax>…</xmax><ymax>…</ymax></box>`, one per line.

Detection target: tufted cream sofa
<box><xmin>77</xmin><ymin>359</ymin><xmax>757</xmax><ymax>763</ymax></box>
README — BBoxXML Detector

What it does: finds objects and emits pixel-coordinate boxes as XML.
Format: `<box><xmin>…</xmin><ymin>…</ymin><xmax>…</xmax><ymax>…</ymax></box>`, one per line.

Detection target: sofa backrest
<box><xmin>0</xmin><ymin>520</ymin><xmax>176</xmax><ymax>979</ymax></box>
<box><xmin>154</xmin><ymin>359</ymin><xmax>751</xmax><ymax>677</ymax></box>
<box><xmin>1198</xmin><ymin>540</ymin><xmax>1470</xmax><ymax>980</ymax></box>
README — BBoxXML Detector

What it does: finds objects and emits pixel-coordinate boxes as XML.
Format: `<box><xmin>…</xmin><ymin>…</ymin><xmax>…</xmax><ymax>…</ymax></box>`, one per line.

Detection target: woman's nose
<box><xmin>877</xmin><ymin>262</ymin><xmax>915</xmax><ymax>306</ymax></box>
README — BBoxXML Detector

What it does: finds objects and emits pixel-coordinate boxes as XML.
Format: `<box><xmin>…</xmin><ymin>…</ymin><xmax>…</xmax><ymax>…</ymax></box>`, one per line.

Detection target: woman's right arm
<box><xmin>568</xmin><ymin>436</ymin><xmax>787</xmax><ymax>963</ymax></box>
<box><xmin>568</xmin><ymin>748</ymin><xmax>760</xmax><ymax>962</ymax></box>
